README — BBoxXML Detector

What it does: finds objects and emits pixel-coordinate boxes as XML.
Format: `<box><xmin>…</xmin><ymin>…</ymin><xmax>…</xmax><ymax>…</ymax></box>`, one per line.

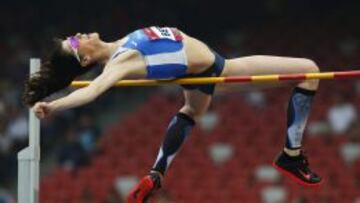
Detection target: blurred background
<box><xmin>1</xmin><ymin>0</ymin><xmax>360</xmax><ymax>202</ymax></box>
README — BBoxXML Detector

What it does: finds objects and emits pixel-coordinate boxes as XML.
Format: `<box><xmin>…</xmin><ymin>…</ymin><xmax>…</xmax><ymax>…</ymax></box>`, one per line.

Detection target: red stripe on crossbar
<box><xmin>279</xmin><ymin>74</ymin><xmax>307</xmax><ymax>81</ymax></box>
<box><xmin>334</xmin><ymin>70</ymin><xmax>360</xmax><ymax>79</ymax></box>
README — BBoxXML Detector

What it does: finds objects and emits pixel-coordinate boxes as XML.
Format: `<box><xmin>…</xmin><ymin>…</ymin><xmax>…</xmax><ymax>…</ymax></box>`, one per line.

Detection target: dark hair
<box><xmin>23</xmin><ymin>38</ymin><xmax>92</xmax><ymax>106</ymax></box>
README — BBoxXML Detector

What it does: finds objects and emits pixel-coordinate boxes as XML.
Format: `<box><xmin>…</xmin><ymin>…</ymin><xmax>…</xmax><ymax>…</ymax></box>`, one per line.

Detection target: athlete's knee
<box><xmin>298</xmin><ymin>61</ymin><xmax>320</xmax><ymax>90</ymax></box>
<box><xmin>300</xmin><ymin>58</ymin><xmax>320</xmax><ymax>89</ymax></box>
<box><xmin>179</xmin><ymin>105</ymin><xmax>206</xmax><ymax>121</ymax></box>
<box><xmin>302</xmin><ymin>58</ymin><xmax>320</xmax><ymax>73</ymax></box>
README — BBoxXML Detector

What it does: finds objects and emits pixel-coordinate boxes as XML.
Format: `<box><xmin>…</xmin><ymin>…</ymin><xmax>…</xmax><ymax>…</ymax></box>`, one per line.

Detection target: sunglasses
<box><xmin>68</xmin><ymin>36</ymin><xmax>81</xmax><ymax>62</ymax></box>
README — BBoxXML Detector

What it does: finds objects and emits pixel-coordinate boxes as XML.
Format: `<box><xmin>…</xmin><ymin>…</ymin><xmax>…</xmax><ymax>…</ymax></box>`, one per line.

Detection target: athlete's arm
<box><xmin>32</xmin><ymin>62</ymin><xmax>129</xmax><ymax>118</ymax></box>
<box><xmin>52</xmin><ymin>67</ymin><xmax>126</xmax><ymax>111</ymax></box>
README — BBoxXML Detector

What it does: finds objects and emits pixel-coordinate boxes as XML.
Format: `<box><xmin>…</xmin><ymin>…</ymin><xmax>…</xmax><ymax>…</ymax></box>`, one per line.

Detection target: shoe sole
<box><xmin>272</xmin><ymin>162</ymin><xmax>322</xmax><ymax>187</ymax></box>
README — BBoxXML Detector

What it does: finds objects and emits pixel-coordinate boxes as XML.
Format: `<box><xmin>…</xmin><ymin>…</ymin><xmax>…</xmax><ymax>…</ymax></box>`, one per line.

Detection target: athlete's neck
<box><xmin>96</xmin><ymin>41</ymin><xmax>121</xmax><ymax>65</ymax></box>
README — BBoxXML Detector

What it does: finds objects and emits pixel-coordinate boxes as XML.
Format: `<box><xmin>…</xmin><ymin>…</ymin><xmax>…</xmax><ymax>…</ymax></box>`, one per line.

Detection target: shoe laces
<box><xmin>299</xmin><ymin>151</ymin><xmax>312</xmax><ymax>173</ymax></box>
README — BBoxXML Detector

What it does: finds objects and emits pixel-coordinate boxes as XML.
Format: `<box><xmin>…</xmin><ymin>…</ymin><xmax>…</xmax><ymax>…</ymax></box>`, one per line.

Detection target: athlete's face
<box><xmin>62</xmin><ymin>32</ymin><xmax>101</xmax><ymax>67</ymax></box>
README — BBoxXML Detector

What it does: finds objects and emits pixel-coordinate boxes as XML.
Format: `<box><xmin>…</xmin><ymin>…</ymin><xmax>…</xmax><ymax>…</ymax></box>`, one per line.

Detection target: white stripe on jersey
<box><xmin>146</xmin><ymin>49</ymin><xmax>187</xmax><ymax>66</ymax></box>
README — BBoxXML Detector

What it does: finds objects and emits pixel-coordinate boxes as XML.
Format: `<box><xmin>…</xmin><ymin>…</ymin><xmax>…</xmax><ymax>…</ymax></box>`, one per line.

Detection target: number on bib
<box><xmin>143</xmin><ymin>26</ymin><xmax>183</xmax><ymax>41</ymax></box>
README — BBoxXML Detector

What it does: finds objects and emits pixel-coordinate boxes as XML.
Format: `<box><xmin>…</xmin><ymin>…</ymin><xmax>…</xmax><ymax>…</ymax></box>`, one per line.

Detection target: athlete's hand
<box><xmin>32</xmin><ymin>102</ymin><xmax>53</xmax><ymax>119</ymax></box>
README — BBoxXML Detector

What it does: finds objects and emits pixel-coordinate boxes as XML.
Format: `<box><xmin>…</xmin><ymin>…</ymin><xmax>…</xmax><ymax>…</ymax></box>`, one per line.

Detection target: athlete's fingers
<box><xmin>32</xmin><ymin>102</ymin><xmax>48</xmax><ymax>119</ymax></box>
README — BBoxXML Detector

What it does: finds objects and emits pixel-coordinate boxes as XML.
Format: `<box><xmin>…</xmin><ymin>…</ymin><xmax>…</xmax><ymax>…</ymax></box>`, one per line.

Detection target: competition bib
<box><xmin>143</xmin><ymin>26</ymin><xmax>183</xmax><ymax>41</ymax></box>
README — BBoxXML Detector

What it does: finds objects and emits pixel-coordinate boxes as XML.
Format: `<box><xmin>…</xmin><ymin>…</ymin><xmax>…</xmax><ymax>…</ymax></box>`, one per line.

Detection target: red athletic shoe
<box><xmin>127</xmin><ymin>172</ymin><xmax>162</xmax><ymax>203</ymax></box>
<box><xmin>273</xmin><ymin>151</ymin><xmax>322</xmax><ymax>187</ymax></box>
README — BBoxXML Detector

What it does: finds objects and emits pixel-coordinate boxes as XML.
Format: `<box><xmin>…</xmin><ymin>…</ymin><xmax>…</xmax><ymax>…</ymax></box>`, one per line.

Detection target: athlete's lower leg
<box><xmin>274</xmin><ymin>60</ymin><xmax>322</xmax><ymax>187</ymax></box>
<box><xmin>152</xmin><ymin>111</ymin><xmax>196</xmax><ymax>175</ymax></box>
<box><xmin>284</xmin><ymin>59</ymin><xmax>319</xmax><ymax>155</ymax></box>
<box><xmin>127</xmin><ymin>111</ymin><xmax>195</xmax><ymax>203</ymax></box>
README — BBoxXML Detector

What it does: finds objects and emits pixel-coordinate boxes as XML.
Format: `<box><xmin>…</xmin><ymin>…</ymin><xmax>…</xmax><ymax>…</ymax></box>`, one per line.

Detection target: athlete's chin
<box><xmin>90</xmin><ymin>32</ymin><xmax>100</xmax><ymax>40</ymax></box>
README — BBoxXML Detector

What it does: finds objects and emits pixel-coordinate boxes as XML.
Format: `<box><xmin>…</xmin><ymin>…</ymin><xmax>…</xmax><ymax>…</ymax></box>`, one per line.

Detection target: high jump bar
<box><xmin>71</xmin><ymin>70</ymin><xmax>360</xmax><ymax>87</ymax></box>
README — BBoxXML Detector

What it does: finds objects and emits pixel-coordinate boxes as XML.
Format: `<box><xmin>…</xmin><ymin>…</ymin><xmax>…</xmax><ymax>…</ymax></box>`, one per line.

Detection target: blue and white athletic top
<box><xmin>110</xmin><ymin>26</ymin><xmax>188</xmax><ymax>79</ymax></box>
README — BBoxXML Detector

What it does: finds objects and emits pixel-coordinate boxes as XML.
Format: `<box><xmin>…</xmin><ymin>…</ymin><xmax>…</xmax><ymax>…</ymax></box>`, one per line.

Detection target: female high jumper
<box><xmin>24</xmin><ymin>26</ymin><xmax>321</xmax><ymax>203</ymax></box>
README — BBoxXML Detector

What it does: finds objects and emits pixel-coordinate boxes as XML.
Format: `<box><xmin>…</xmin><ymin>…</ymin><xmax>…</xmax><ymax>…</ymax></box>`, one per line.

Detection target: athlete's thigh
<box><xmin>179</xmin><ymin>89</ymin><xmax>212</xmax><ymax>120</ymax></box>
<box><xmin>221</xmin><ymin>55</ymin><xmax>317</xmax><ymax>77</ymax></box>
